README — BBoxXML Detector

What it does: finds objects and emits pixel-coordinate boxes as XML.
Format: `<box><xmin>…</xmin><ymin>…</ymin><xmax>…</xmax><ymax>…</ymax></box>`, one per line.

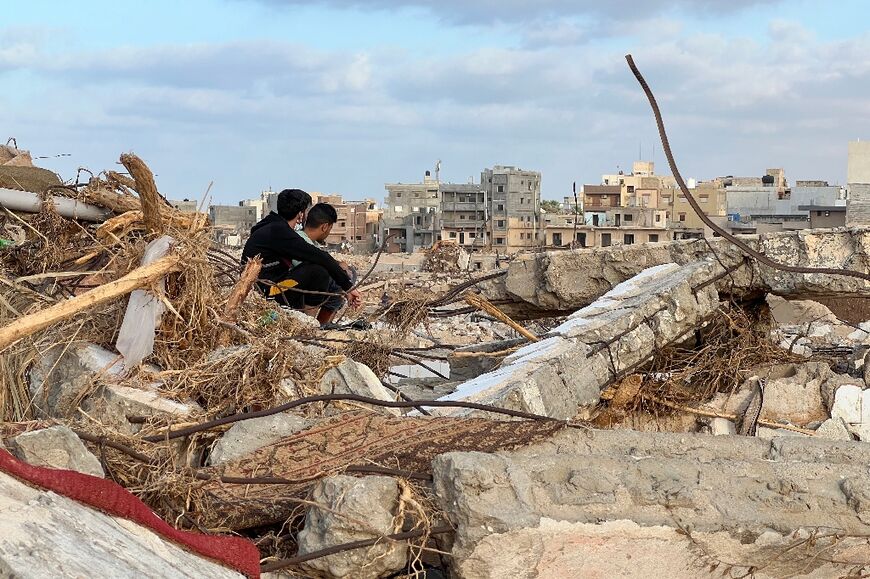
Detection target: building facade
<box><xmin>440</xmin><ymin>183</ymin><xmax>487</xmax><ymax>248</ymax></box>
<box><xmin>481</xmin><ymin>166</ymin><xmax>542</xmax><ymax>252</ymax></box>
<box><xmin>383</xmin><ymin>171</ymin><xmax>441</xmax><ymax>252</ymax></box>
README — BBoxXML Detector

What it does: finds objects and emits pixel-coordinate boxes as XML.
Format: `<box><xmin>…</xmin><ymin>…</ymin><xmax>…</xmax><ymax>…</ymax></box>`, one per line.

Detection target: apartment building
<box><xmin>440</xmin><ymin>183</ymin><xmax>487</xmax><ymax>248</ymax></box>
<box><xmin>482</xmin><ymin>166</ymin><xmax>541</xmax><ymax>252</ymax></box>
<box><xmin>383</xmin><ymin>171</ymin><xmax>441</xmax><ymax>252</ymax></box>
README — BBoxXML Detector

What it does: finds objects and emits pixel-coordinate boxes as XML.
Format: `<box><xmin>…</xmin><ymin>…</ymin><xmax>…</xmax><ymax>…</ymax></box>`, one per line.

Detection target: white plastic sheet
<box><xmin>116</xmin><ymin>235</ymin><xmax>174</xmax><ymax>370</ymax></box>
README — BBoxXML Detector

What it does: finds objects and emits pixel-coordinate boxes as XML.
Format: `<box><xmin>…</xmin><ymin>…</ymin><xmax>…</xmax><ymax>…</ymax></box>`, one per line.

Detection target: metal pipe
<box><xmin>0</xmin><ymin>187</ymin><xmax>112</xmax><ymax>222</ymax></box>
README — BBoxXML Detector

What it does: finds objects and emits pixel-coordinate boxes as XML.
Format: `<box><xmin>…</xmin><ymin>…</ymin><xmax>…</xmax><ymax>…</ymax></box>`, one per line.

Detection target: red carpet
<box><xmin>0</xmin><ymin>449</ymin><xmax>260</xmax><ymax>578</ymax></box>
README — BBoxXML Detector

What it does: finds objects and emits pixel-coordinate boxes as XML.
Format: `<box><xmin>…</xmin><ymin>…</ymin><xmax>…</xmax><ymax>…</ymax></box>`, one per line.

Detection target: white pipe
<box><xmin>0</xmin><ymin>187</ymin><xmax>112</xmax><ymax>222</ymax></box>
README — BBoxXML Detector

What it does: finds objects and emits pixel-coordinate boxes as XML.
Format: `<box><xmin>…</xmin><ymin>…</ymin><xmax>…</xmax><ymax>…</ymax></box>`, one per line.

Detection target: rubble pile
<box><xmin>8</xmin><ymin>146</ymin><xmax>870</xmax><ymax>577</ymax></box>
<box><xmin>422</xmin><ymin>240</ymin><xmax>470</xmax><ymax>273</ymax></box>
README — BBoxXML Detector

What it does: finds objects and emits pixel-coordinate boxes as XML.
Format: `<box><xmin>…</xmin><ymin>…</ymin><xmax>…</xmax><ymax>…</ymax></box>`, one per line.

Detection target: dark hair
<box><xmin>276</xmin><ymin>189</ymin><xmax>311</xmax><ymax>220</ymax></box>
<box><xmin>305</xmin><ymin>203</ymin><xmax>338</xmax><ymax>228</ymax></box>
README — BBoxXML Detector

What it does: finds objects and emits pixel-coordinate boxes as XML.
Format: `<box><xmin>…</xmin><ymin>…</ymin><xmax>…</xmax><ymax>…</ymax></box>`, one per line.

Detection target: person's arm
<box><xmin>276</xmin><ymin>229</ymin><xmax>353</xmax><ymax>290</ymax></box>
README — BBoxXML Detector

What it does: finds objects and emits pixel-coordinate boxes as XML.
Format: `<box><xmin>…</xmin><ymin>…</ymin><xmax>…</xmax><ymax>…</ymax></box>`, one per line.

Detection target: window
<box><xmin>496</xmin><ymin>237</ymin><xmax>505</xmax><ymax>245</ymax></box>
<box><xmin>624</xmin><ymin>214</ymin><xmax>633</xmax><ymax>222</ymax></box>
<box><xmin>528</xmin><ymin>183</ymin><xmax>532</xmax><ymax>191</ymax></box>
<box><xmin>356</xmin><ymin>236</ymin><xmax>362</xmax><ymax>241</ymax></box>
<box><xmin>497</xmin><ymin>220</ymin><xmax>505</xmax><ymax>228</ymax></box>
<box><xmin>475</xmin><ymin>262</ymin><xmax>482</xmax><ymax>270</ymax></box>
<box><xmin>679</xmin><ymin>213</ymin><xmax>686</xmax><ymax>222</ymax></box>
<box><xmin>497</xmin><ymin>185</ymin><xmax>504</xmax><ymax>193</ymax></box>
<box><xmin>339</xmin><ymin>221</ymin><xmax>346</xmax><ymax>227</ymax></box>
<box><xmin>655</xmin><ymin>214</ymin><xmax>661</xmax><ymax>223</ymax></box>
<box><xmin>627</xmin><ymin>186</ymin><xmax>635</xmax><ymax>193</ymax></box>
<box><xmin>624</xmin><ymin>234</ymin><xmax>635</xmax><ymax>245</ymax></box>
<box><xmin>601</xmin><ymin>233</ymin><xmax>612</xmax><ymax>247</ymax></box>
<box><xmin>649</xmin><ymin>234</ymin><xmax>659</xmax><ymax>243</ymax></box>
<box><xmin>817</xmin><ymin>211</ymin><xmax>823</xmax><ymax>216</ymax></box>
<box><xmin>396</xmin><ymin>193</ymin><xmax>402</xmax><ymax>198</ymax></box>
<box><xmin>460</xmin><ymin>215</ymin><xmax>465</xmax><ymax>220</ymax></box>
<box><xmin>519</xmin><ymin>198</ymin><xmax>524</xmax><ymax>205</ymax></box>
<box><xmin>497</xmin><ymin>204</ymin><xmax>504</xmax><ymax>211</ymax></box>
<box><xmin>449</xmin><ymin>232</ymin><xmax>456</xmax><ymax>238</ymax></box>
<box><xmin>553</xmin><ymin>232</ymin><xmax>562</xmax><ymax>246</ymax></box>
<box><xmin>415</xmin><ymin>216</ymin><xmax>421</xmax><ymax>225</ymax></box>
<box><xmin>700</xmin><ymin>194</ymin><xmax>709</xmax><ymax>201</ymax></box>
<box><xmin>394</xmin><ymin>206</ymin><xmax>403</xmax><ymax>212</ymax></box>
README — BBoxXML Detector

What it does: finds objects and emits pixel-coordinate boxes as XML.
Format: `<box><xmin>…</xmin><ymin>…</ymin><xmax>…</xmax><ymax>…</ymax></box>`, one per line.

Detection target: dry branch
<box><xmin>464</xmin><ymin>292</ymin><xmax>539</xmax><ymax>342</ymax></box>
<box><xmin>218</xmin><ymin>256</ymin><xmax>262</xmax><ymax>346</ymax></box>
<box><xmin>120</xmin><ymin>153</ymin><xmax>164</xmax><ymax>235</ymax></box>
<box><xmin>0</xmin><ymin>254</ymin><xmax>181</xmax><ymax>352</ymax></box>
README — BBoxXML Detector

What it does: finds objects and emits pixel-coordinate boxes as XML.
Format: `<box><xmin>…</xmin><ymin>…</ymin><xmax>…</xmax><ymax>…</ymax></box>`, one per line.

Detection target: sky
<box><xmin>3</xmin><ymin>0</ymin><xmax>870</xmax><ymax>204</ymax></box>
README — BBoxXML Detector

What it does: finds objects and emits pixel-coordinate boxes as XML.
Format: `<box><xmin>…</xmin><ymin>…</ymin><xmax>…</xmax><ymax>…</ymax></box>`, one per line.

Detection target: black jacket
<box><xmin>241</xmin><ymin>212</ymin><xmax>353</xmax><ymax>291</ymax></box>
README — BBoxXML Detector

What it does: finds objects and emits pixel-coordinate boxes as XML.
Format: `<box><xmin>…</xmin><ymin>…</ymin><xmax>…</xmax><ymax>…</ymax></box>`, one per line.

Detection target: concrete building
<box><xmin>583</xmin><ymin>185</ymin><xmax>621</xmax><ymax>211</ymax></box>
<box><xmin>383</xmin><ymin>171</ymin><xmax>441</xmax><ymax>252</ymax></box>
<box><xmin>800</xmin><ymin>204</ymin><xmax>847</xmax><ymax>229</ymax></box>
<box><xmin>482</xmin><ymin>166</ymin><xmax>541</xmax><ymax>252</ymax></box>
<box><xmin>848</xmin><ymin>141</ymin><xmax>870</xmax><ymax>226</ymax></box>
<box><xmin>169</xmin><ymin>199</ymin><xmax>198</xmax><ymax>213</ymax></box>
<box><xmin>241</xmin><ymin>192</ymin><xmax>271</xmax><ymax>221</ymax></box>
<box><xmin>726</xmin><ymin>171</ymin><xmax>841</xmax><ymax>232</ymax></box>
<box><xmin>440</xmin><ymin>183</ymin><xmax>487</xmax><ymax>248</ymax></box>
<box><xmin>848</xmin><ymin>141</ymin><xmax>870</xmax><ymax>184</ymax></box>
<box><xmin>669</xmin><ymin>180</ymin><xmax>727</xmax><ymax>233</ymax></box>
<box><xmin>209</xmin><ymin>204</ymin><xmax>258</xmax><ymax>247</ymax></box>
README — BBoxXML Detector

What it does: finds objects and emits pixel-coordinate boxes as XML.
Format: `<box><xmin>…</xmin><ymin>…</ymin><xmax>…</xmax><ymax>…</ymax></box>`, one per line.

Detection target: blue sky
<box><xmin>3</xmin><ymin>0</ymin><xmax>870</xmax><ymax>203</ymax></box>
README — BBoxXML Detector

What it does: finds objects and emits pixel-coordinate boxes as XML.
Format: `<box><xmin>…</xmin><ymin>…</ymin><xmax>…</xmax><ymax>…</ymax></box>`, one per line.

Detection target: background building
<box><xmin>440</xmin><ymin>183</ymin><xmax>486</xmax><ymax>248</ymax></box>
<box><xmin>383</xmin><ymin>171</ymin><xmax>441</xmax><ymax>252</ymax></box>
<box><xmin>481</xmin><ymin>166</ymin><xmax>542</xmax><ymax>252</ymax></box>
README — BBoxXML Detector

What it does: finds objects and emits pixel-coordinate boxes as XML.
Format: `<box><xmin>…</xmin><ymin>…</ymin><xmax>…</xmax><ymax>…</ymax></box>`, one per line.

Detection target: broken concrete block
<box><xmin>710</xmin><ymin>363</ymin><xmax>855</xmax><ymax>426</ymax></box>
<box><xmin>815</xmin><ymin>417</ymin><xmax>853</xmax><ymax>441</ymax></box>
<box><xmin>209</xmin><ymin>413</ymin><xmax>312</xmax><ymax>465</ymax></box>
<box><xmin>320</xmin><ymin>360</ymin><xmax>400</xmax><ymax>416</ymax></box>
<box><xmin>82</xmin><ymin>384</ymin><xmax>203</xmax><ymax>435</ymax></box>
<box><xmin>831</xmin><ymin>384</ymin><xmax>870</xmax><ymax>440</ymax></box>
<box><xmin>710</xmin><ymin>418</ymin><xmax>736</xmax><ymax>436</ymax></box>
<box><xmin>437</xmin><ymin>262</ymin><xmax>719</xmax><ymax>420</ymax></box>
<box><xmin>297</xmin><ymin>475</ymin><xmax>407</xmax><ymax>579</ymax></box>
<box><xmin>8</xmin><ymin>426</ymin><xmax>104</xmax><ymax>478</ymax></box>
<box><xmin>766</xmin><ymin>295</ymin><xmax>839</xmax><ymax>326</ymax></box>
<box><xmin>432</xmin><ymin>427</ymin><xmax>870</xmax><ymax>577</ymax></box>
<box><xmin>0</xmin><ymin>472</ymin><xmax>244</xmax><ymax>578</ymax></box>
<box><xmin>28</xmin><ymin>343</ymin><xmax>126</xmax><ymax>418</ymax></box>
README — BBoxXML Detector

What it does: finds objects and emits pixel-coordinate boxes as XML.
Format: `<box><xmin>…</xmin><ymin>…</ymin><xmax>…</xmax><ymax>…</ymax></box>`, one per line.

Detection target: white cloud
<box><xmin>2</xmin><ymin>16</ymin><xmax>870</xmax><ymax>201</ymax></box>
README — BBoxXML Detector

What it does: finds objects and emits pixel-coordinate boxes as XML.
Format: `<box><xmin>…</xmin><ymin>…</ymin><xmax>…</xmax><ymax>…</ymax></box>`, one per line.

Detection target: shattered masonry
<box><xmin>6</xmin><ymin>144</ymin><xmax>870</xmax><ymax>578</ymax></box>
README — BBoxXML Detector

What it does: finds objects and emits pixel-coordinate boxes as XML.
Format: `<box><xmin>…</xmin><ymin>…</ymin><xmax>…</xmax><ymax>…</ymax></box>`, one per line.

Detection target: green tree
<box><xmin>541</xmin><ymin>199</ymin><xmax>562</xmax><ymax>213</ymax></box>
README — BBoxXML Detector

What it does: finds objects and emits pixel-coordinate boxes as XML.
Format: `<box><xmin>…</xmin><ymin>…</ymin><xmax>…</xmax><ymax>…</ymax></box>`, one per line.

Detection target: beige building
<box><xmin>669</xmin><ymin>180</ymin><xmax>727</xmax><ymax>231</ymax></box>
<box><xmin>543</xmin><ymin>224</ymin><xmax>666</xmax><ymax>248</ymax></box>
<box><xmin>482</xmin><ymin>165</ymin><xmax>542</xmax><ymax>252</ymax></box>
<box><xmin>310</xmin><ymin>192</ymin><xmax>382</xmax><ymax>250</ymax></box>
<box><xmin>383</xmin><ymin>172</ymin><xmax>441</xmax><ymax>252</ymax></box>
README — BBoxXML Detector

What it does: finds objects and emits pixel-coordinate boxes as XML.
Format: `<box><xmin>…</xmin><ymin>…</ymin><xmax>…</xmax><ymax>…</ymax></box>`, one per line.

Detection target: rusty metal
<box><xmin>260</xmin><ymin>524</ymin><xmax>454</xmax><ymax>573</ymax></box>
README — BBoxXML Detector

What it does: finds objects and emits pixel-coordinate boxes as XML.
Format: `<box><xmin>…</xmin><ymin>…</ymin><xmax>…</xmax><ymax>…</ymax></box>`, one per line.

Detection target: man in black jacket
<box><xmin>241</xmin><ymin>189</ymin><xmax>362</xmax><ymax>319</ymax></box>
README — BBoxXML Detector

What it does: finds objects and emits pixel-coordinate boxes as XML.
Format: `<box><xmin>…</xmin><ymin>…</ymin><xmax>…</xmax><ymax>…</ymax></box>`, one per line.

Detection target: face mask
<box><xmin>294</xmin><ymin>222</ymin><xmax>304</xmax><ymax>231</ymax></box>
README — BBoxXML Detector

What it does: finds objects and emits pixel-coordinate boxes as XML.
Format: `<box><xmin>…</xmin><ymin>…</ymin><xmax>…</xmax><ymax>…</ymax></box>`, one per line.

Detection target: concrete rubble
<box><xmin>437</xmin><ymin>261</ymin><xmax>719</xmax><ymax>419</ymax></box>
<box><xmin>433</xmin><ymin>428</ymin><xmax>870</xmax><ymax>578</ymax></box>
<box><xmin>485</xmin><ymin>228</ymin><xmax>870</xmax><ymax>317</ymax></box>
<box><xmin>12</xmin><ymin>150</ymin><xmax>870</xmax><ymax>578</ymax></box>
<box><xmin>320</xmin><ymin>359</ymin><xmax>401</xmax><ymax>415</ymax></box>
<box><xmin>0</xmin><ymin>472</ymin><xmax>244</xmax><ymax>578</ymax></box>
<box><xmin>297</xmin><ymin>475</ymin><xmax>407</xmax><ymax>579</ymax></box>
<box><xmin>7</xmin><ymin>426</ymin><xmax>104</xmax><ymax>478</ymax></box>
<box><xmin>208</xmin><ymin>412</ymin><xmax>312</xmax><ymax>465</ymax></box>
